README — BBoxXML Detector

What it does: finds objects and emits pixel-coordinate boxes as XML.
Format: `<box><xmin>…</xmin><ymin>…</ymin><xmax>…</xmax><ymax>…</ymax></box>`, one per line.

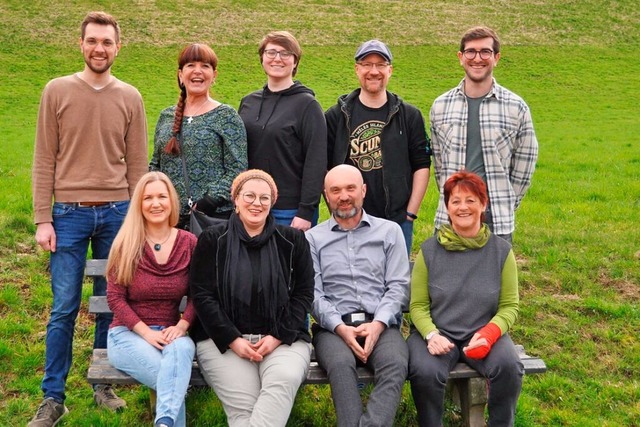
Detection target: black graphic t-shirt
<box><xmin>346</xmin><ymin>98</ymin><xmax>389</xmax><ymax>217</ymax></box>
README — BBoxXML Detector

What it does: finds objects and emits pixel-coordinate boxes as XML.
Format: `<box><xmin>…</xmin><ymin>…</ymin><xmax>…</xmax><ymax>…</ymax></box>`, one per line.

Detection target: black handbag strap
<box><xmin>176</xmin><ymin>133</ymin><xmax>194</xmax><ymax>208</ymax></box>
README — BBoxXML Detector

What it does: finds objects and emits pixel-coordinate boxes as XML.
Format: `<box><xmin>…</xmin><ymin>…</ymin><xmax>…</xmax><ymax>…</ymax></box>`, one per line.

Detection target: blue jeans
<box><xmin>42</xmin><ymin>201</ymin><xmax>129</xmax><ymax>402</ymax></box>
<box><xmin>399</xmin><ymin>219</ymin><xmax>414</xmax><ymax>257</ymax></box>
<box><xmin>108</xmin><ymin>326</ymin><xmax>195</xmax><ymax>427</ymax></box>
<box><xmin>271</xmin><ymin>208</ymin><xmax>319</xmax><ymax>227</ymax></box>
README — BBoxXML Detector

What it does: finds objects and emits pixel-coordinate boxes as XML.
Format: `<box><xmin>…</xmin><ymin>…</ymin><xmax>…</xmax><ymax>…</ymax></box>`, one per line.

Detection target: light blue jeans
<box><xmin>43</xmin><ymin>201</ymin><xmax>129</xmax><ymax>402</ymax></box>
<box><xmin>108</xmin><ymin>326</ymin><xmax>195</xmax><ymax>427</ymax></box>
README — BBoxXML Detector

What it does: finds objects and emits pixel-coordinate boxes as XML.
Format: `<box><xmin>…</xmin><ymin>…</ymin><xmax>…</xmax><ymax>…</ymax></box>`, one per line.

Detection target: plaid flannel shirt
<box><xmin>430</xmin><ymin>79</ymin><xmax>538</xmax><ymax>235</ymax></box>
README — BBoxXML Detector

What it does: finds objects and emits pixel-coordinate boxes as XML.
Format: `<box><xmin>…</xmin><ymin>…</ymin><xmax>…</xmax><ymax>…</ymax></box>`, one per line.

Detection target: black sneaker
<box><xmin>93</xmin><ymin>384</ymin><xmax>127</xmax><ymax>411</ymax></box>
<box><xmin>28</xmin><ymin>398</ymin><xmax>69</xmax><ymax>427</ymax></box>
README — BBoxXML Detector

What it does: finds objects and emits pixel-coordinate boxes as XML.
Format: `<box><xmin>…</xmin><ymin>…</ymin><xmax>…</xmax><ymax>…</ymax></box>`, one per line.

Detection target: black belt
<box><xmin>74</xmin><ymin>201</ymin><xmax>110</xmax><ymax>207</ymax></box>
<box><xmin>341</xmin><ymin>312</ymin><xmax>374</xmax><ymax>325</ymax></box>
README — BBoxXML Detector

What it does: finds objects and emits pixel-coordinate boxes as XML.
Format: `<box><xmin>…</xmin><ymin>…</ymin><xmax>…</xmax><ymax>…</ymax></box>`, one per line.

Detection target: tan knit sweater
<box><xmin>32</xmin><ymin>74</ymin><xmax>148</xmax><ymax>224</ymax></box>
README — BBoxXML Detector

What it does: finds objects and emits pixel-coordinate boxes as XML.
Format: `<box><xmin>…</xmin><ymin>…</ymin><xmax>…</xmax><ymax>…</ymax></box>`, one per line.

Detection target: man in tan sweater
<box><xmin>29</xmin><ymin>11</ymin><xmax>147</xmax><ymax>427</ymax></box>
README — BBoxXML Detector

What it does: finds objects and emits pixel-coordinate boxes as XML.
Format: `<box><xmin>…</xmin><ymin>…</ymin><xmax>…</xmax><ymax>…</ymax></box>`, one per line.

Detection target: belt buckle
<box><xmin>243</xmin><ymin>334</ymin><xmax>262</xmax><ymax>344</ymax></box>
<box><xmin>351</xmin><ymin>313</ymin><xmax>366</xmax><ymax>323</ymax></box>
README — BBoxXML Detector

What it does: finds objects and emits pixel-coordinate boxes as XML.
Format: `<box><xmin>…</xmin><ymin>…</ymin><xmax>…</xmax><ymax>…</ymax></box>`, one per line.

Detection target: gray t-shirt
<box><xmin>465</xmin><ymin>96</ymin><xmax>486</xmax><ymax>181</ymax></box>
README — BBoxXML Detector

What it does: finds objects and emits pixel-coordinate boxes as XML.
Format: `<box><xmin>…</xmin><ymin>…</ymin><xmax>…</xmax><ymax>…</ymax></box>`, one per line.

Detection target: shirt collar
<box><xmin>329</xmin><ymin>209</ymin><xmax>372</xmax><ymax>232</ymax></box>
<box><xmin>455</xmin><ymin>77</ymin><xmax>500</xmax><ymax>100</ymax></box>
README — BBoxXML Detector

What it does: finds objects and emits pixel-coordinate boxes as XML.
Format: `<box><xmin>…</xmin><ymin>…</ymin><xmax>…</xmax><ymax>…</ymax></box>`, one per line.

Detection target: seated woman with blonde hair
<box><xmin>106</xmin><ymin>171</ymin><xmax>197</xmax><ymax>427</ymax></box>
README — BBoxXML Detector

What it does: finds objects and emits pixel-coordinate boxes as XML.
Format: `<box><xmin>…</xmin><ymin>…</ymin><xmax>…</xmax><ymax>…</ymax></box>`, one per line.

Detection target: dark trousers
<box><xmin>407</xmin><ymin>329</ymin><xmax>524</xmax><ymax>427</ymax></box>
<box><xmin>484</xmin><ymin>206</ymin><xmax>513</xmax><ymax>244</ymax></box>
<box><xmin>313</xmin><ymin>326</ymin><xmax>408</xmax><ymax>427</ymax></box>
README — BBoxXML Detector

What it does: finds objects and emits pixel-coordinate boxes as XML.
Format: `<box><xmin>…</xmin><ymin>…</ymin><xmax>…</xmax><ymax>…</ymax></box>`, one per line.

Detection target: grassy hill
<box><xmin>0</xmin><ymin>1</ymin><xmax>638</xmax><ymax>425</ymax></box>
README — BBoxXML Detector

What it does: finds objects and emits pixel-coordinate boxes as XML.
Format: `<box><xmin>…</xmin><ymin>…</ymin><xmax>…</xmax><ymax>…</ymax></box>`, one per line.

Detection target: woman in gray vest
<box><xmin>407</xmin><ymin>171</ymin><xmax>524</xmax><ymax>427</ymax></box>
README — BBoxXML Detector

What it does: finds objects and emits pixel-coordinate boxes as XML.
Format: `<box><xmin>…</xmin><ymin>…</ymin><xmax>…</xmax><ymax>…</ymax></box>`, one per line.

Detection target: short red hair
<box><xmin>443</xmin><ymin>170</ymin><xmax>488</xmax><ymax>208</ymax></box>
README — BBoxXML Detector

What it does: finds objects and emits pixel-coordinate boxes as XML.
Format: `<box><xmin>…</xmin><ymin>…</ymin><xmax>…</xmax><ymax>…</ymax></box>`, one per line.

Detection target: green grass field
<box><xmin>0</xmin><ymin>1</ymin><xmax>639</xmax><ymax>426</ymax></box>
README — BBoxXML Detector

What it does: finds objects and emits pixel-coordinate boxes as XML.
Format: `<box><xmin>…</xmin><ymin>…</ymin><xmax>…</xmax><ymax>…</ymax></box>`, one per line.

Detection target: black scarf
<box><xmin>222</xmin><ymin>212</ymin><xmax>287</xmax><ymax>328</ymax></box>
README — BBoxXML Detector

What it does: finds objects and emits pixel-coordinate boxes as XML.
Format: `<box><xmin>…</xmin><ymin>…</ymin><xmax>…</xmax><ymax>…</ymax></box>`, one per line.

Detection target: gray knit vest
<box><xmin>420</xmin><ymin>234</ymin><xmax>511</xmax><ymax>341</ymax></box>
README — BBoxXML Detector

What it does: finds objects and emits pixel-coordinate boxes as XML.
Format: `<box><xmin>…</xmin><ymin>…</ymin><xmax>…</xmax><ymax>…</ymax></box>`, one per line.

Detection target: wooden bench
<box><xmin>85</xmin><ymin>259</ymin><xmax>546</xmax><ymax>427</ymax></box>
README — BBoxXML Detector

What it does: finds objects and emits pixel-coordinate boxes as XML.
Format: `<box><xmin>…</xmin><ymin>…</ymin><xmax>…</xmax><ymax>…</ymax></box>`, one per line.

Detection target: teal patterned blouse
<box><xmin>150</xmin><ymin>104</ymin><xmax>248</xmax><ymax>216</ymax></box>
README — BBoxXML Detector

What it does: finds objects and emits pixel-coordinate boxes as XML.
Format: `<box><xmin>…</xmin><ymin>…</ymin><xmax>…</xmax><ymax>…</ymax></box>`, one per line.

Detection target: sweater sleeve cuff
<box><xmin>295</xmin><ymin>204</ymin><xmax>316</xmax><ymax>222</ymax></box>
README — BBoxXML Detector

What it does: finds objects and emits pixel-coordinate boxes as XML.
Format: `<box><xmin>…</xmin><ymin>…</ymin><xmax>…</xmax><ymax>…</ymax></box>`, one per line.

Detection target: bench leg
<box><xmin>451</xmin><ymin>377</ymin><xmax>487</xmax><ymax>427</ymax></box>
<box><xmin>150</xmin><ymin>389</ymin><xmax>156</xmax><ymax>415</ymax></box>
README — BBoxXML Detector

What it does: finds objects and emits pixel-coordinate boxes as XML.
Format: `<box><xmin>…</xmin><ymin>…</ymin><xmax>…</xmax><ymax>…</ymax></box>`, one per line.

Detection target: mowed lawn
<box><xmin>0</xmin><ymin>1</ymin><xmax>638</xmax><ymax>426</ymax></box>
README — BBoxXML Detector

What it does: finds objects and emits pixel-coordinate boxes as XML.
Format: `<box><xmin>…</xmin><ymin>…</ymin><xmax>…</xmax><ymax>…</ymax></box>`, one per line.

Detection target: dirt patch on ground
<box><xmin>550</xmin><ymin>293</ymin><xmax>581</xmax><ymax>302</ymax></box>
<box><xmin>597</xmin><ymin>269</ymin><xmax>639</xmax><ymax>302</ymax></box>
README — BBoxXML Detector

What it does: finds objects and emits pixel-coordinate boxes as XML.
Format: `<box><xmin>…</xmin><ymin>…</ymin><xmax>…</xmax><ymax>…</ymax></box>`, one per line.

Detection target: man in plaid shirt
<box><xmin>430</xmin><ymin>26</ymin><xmax>538</xmax><ymax>243</ymax></box>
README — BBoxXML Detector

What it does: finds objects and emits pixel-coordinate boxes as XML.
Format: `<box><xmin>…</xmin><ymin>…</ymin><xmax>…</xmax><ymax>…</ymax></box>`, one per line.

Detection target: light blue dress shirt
<box><xmin>306</xmin><ymin>210</ymin><xmax>410</xmax><ymax>333</ymax></box>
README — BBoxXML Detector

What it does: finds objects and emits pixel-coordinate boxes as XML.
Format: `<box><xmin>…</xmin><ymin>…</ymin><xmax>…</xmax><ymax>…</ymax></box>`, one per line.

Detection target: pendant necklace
<box><xmin>185</xmin><ymin>98</ymin><xmax>211</xmax><ymax>124</ymax></box>
<box><xmin>148</xmin><ymin>230</ymin><xmax>172</xmax><ymax>251</ymax></box>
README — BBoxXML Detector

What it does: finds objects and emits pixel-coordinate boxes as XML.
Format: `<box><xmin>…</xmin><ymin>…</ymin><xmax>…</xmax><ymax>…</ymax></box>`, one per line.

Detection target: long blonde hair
<box><xmin>106</xmin><ymin>172</ymin><xmax>180</xmax><ymax>285</ymax></box>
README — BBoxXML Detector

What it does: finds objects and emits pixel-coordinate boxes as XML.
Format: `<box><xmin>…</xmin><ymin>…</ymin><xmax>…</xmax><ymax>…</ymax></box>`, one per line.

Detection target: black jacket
<box><xmin>189</xmin><ymin>222</ymin><xmax>314</xmax><ymax>353</ymax></box>
<box><xmin>239</xmin><ymin>81</ymin><xmax>327</xmax><ymax>221</ymax></box>
<box><xmin>325</xmin><ymin>89</ymin><xmax>431</xmax><ymax>224</ymax></box>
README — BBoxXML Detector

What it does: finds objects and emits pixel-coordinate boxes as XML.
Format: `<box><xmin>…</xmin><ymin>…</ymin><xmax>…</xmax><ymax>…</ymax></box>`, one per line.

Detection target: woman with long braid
<box><xmin>151</xmin><ymin>43</ymin><xmax>247</xmax><ymax>230</ymax></box>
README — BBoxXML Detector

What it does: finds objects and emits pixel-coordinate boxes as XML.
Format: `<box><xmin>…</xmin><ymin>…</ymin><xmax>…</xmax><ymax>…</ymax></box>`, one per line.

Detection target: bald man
<box><xmin>306</xmin><ymin>165</ymin><xmax>410</xmax><ymax>427</ymax></box>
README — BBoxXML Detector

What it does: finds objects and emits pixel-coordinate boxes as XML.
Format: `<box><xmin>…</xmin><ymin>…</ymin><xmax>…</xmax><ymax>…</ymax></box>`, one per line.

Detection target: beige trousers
<box><xmin>196</xmin><ymin>338</ymin><xmax>311</xmax><ymax>427</ymax></box>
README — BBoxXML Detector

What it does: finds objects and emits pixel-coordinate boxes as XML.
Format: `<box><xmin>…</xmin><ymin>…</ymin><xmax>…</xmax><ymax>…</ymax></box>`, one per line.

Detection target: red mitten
<box><xmin>464</xmin><ymin>323</ymin><xmax>501</xmax><ymax>359</ymax></box>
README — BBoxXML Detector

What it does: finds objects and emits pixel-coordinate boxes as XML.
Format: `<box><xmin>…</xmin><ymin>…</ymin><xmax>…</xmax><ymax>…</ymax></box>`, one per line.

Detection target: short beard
<box><xmin>333</xmin><ymin>207</ymin><xmax>358</xmax><ymax>219</ymax></box>
<box><xmin>85</xmin><ymin>58</ymin><xmax>113</xmax><ymax>75</ymax></box>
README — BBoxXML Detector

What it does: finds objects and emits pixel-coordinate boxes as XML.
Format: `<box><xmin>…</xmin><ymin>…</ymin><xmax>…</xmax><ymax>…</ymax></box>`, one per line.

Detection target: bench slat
<box><xmin>85</xmin><ymin>259</ymin><xmax>108</xmax><ymax>277</ymax></box>
<box><xmin>89</xmin><ymin>295</ymin><xmax>188</xmax><ymax>314</ymax></box>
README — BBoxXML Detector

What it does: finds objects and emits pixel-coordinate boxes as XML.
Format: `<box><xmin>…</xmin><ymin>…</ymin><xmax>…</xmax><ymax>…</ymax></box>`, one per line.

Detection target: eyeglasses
<box><xmin>462</xmin><ymin>49</ymin><xmax>494</xmax><ymax>60</ymax></box>
<box><xmin>263</xmin><ymin>49</ymin><xmax>294</xmax><ymax>60</ymax></box>
<box><xmin>356</xmin><ymin>62</ymin><xmax>390</xmax><ymax>71</ymax></box>
<box><xmin>241</xmin><ymin>192</ymin><xmax>272</xmax><ymax>206</ymax></box>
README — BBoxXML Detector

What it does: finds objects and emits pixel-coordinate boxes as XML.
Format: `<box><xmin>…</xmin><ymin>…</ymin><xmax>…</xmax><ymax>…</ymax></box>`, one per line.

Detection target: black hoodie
<box><xmin>239</xmin><ymin>81</ymin><xmax>327</xmax><ymax>222</ymax></box>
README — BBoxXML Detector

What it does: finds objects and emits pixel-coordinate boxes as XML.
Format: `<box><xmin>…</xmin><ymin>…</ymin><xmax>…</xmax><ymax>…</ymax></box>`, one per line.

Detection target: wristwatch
<box><xmin>426</xmin><ymin>331</ymin><xmax>437</xmax><ymax>341</ymax></box>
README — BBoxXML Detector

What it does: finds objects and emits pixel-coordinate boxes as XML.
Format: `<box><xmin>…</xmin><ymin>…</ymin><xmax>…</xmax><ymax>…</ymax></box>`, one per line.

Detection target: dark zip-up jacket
<box><xmin>326</xmin><ymin>89</ymin><xmax>431</xmax><ymax>224</ymax></box>
<box><xmin>189</xmin><ymin>222</ymin><xmax>314</xmax><ymax>353</ymax></box>
<box><xmin>239</xmin><ymin>81</ymin><xmax>327</xmax><ymax>221</ymax></box>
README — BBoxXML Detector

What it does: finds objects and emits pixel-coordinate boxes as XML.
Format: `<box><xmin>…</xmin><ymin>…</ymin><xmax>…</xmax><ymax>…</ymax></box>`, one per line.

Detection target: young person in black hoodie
<box><xmin>239</xmin><ymin>31</ymin><xmax>326</xmax><ymax>232</ymax></box>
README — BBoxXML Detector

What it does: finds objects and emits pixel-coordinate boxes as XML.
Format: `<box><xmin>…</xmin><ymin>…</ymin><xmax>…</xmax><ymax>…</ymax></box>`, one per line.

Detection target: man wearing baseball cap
<box><xmin>325</xmin><ymin>39</ymin><xmax>432</xmax><ymax>256</ymax></box>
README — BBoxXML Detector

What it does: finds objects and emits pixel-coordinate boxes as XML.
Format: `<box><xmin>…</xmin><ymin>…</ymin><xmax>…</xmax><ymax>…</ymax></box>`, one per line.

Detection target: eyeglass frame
<box><xmin>263</xmin><ymin>49</ymin><xmax>295</xmax><ymax>60</ymax></box>
<box><xmin>240</xmin><ymin>191</ymin><xmax>273</xmax><ymax>206</ymax></box>
<box><xmin>462</xmin><ymin>49</ymin><xmax>495</xmax><ymax>60</ymax></box>
<box><xmin>356</xmin><ymin>61</ymin><xmax>391</xmax><ymax>71</ymax></box>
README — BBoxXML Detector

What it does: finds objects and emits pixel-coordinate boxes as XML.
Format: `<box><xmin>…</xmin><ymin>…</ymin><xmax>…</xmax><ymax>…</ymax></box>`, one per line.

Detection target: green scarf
<box><xmin>437</xmin><ymin>223</ymin><xmax>491</xmax><ymax>251</ymax></box>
